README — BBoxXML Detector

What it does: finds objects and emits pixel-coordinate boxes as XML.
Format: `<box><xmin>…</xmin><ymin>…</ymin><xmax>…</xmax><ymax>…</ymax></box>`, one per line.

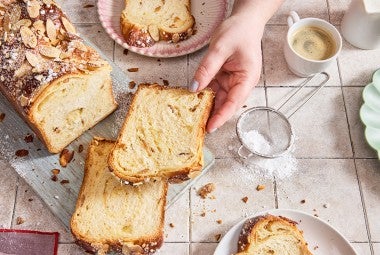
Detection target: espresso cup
<box><xmin>284</xmin><ymin>11</ymin><xmax>342</xmax><ymax>77</ymax></box>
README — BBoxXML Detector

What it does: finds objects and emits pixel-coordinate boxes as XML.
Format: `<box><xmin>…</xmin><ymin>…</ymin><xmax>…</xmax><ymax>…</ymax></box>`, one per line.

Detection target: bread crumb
<box><xmin>59</xmin><ymin>149</ymin><xmax>74</xmax><ymax>167</ymax></box>
<box><xmin>123</xmin><ymin>49</ymin><xmax>129</xmax><ymax>55</ymax></box>
<box><xmin>15</xmin><ymin>149</ymin><xmax>29</xmax><ymax>157</ymax></box>
<box><xmin>24</xmin><ymin>134</ymin><xmax>34</xmax><ymax>143</ymax></box>
<box><xmin>300</xmin><ymin>199</ymin><xmax>306</xmax><ymax>204</ymax></box>
<box><xmin>215</xmin><ymin>234</ymin><xmax>221</xmax><ymax>242</ymax></box>
<box><xmin>169</xmin><ymin>223</ymin><xmax>174</xmax><ymax>228</ymax></box>
<box><xmin>16</xmin><ymin>217</ymin><xmax>25</xmax><ymax>225</ymax></box>
<box><xmin>129</xmin><ymin>81</ymin><xmax>137</xmax><ymax>90</ymax></box>
<box><xmin>198</xmin><ymin>183</ymin><xmax>215</xmax><ymax>199</ymax></box>
<box><xmin>313</xmin><ymin>245</ymin><xmax>319</xmax><ymax>250</ymax></box>
<box><xmin>163</xmin><ymin>80</ymin><xmax>169</xmax><ymax>86</ymax></box>
<box><xmin>211</xmin><ymin>209</ymin><xmax>216</xmax><ymax>213</ymax></box>
<box><xmin>54</xmin><ymin>195</ymin><xmax>59</xmax><ymax>199</ymax></box>
<box><xmin>323</xmin><ymin>203</ymin><xmax>329</xmax><ymax>208</ymax></box>
<box><xmin>242</xmin><ymin>196</ymin><xmax>248</xmax><ymax>203</ymax></box>
<box><xmin>83</xmin><ymin>4</ymin><xmax>94</xmax><ymax>8</ymax></box>
<box><xmin>256</xmin><ymin>184</ymin><xmax>265</xmax><ymax>191</ymax></box>
<box><xmin>60</xmin><ymin>179</ymin><xmax>69</xmax><ymax>184</ymax></box>
<box><xmin>0</xmin><ymin>113</ymin><xmax>5</xmax><ymax>122</ymax></box>
<box><xmin>200</xmin><ymin>212</ymin><xmax>206</xmax><ymax>217</ymax></box>
<box><xmin>314</xmin><ymin>214</ymin><xmax>319</xmax><ymax>217</ymax></box>
<box><xmin>216</xmin><ymin>219</ymin><xmax>222</xmax><ymax>224</ymax></box>
<box><xmin>127</xmin><ymin>67</ymin><xmax>139</xmax><ymax>72</ymax></box>
<box><xmin>51</xmin><ymin>169</ymin><xmax>60</xmax><ymax>175</ymax></box>
<box><xmin>28</xmin><ymin>198</ymin><xmax>33</xmax><ymax>202</ymax></box>
<box><xmin>51</xmin><ymin>175</ymin><xmax>58</xmax><ymax>182</ymax></box>
<box><xmin>78</xmin><ymin>144</ymin><xmax>84</xmax><ymax>153</ymax></box>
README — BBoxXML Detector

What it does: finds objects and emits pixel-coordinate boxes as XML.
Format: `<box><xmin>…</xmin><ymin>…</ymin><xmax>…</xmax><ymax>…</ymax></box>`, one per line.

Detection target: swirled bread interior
<box><xmin>71</xmin><ymin>138</ymin><xmax>167</xmax><ymax>255</ymax></box>
<box><xmin>236</xmin><ymin>214</ymin><xmax>313</xmax><ymax>255</ymax></box>
<box><xmin>120</xmin><ymin>0</ymin><xmax>194</xmax><ymax>47</ymax></box>
<box><xmin>108</xmin><ymin>84</ymin><xmax>214</xmax><ymax>183</ymax></box>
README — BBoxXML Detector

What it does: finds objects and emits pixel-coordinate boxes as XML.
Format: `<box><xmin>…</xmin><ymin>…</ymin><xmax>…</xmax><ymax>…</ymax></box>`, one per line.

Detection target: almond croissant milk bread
<box><xmin>71</xmin><ymin>137</ymin><xmax>168</xmax><ymax>255</ymax></box>
<box><xmin>109</xmin><ymin>84</ymin><xmax>214</xmax><ymax>183</ymax></box>
<box><xmin>0</xmin><ymin>0</ymin><xmax>117</xmax><ymax>153</ymax></box>
<box><xmin>120</xmin><ymin>0</ymin><xmax>195</xmax><ymax>47</ymax></box>
<box><xmin>236</xmin><ymin>214</ymin><xmax>313</xmax><ymax>255</ymax></box>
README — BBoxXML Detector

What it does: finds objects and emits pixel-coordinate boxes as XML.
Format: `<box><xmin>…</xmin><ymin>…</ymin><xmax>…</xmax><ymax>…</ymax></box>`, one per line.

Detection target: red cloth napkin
<box><xmin>0</xmin><ymin>229</ymin><xmax>59</xmax><ymax>255</ymax></box>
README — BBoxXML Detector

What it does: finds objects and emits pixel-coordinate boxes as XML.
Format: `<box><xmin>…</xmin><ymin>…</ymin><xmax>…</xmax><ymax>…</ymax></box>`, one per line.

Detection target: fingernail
<box><xmin>189</xmin><ymin>80</ymin><xmax>199</xmax><ymax>92</ymax></box>
<box><xmin>209</xmin><ymin>128</ymin><xmax>217</xmax><ymax>133</ymax></box>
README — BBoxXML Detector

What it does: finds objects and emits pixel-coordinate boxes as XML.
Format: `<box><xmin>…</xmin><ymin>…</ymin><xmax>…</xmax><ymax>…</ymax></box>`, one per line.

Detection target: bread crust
<box><xmin>236</xmin><ymin>214</ymin><xmax>313</xmax><ymax>255</ymax></box>
<box><xmin>0</xmin><ymin>0</ymin><xmax>117</xmax><ymax>153</ymax></box>
<box><xmin>71</xmin><ymin>137</ymin><xmax>168</xmax><ymax>255</ymax></box>
<box><xmin>108</xmin><ymin>83</ymin><xmax>214</xmax><ymax>184</ymax></box>
<box><xmin>120</xmin><ymin>1</ymin><xmax>195</xmax><ymax>47</ymax></box>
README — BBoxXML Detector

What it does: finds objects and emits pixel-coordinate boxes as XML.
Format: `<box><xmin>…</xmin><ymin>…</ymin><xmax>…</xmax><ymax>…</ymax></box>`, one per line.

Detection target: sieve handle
<box><xmin>277</xmin><ymin>72</ymin><xmax>330</xmax><ymax>118</ymax></box>
<box><xmin>238</xmin><ymin>145</ymin><xmax>253</xmax><ymax>159</ymax></box>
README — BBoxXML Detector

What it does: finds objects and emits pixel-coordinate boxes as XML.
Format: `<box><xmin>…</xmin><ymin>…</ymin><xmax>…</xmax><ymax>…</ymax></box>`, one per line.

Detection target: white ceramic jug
<box><xmin>341</xmin><ymin>0</ymin><xmax>380</xmax><ymax>50</ymax></box>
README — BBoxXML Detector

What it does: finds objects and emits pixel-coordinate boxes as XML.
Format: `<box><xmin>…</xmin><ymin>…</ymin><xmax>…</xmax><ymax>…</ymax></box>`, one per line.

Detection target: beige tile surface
<box><xmin>267</xmin><ymin>87</ymin><xmax>352</xmax><ymax>158</ymax></box>
<box><xmin>356</xmin><ymin>159</ymin><xmax>380</xmax><ymax>241</ymax></box>
<box><xmin>157</xmin><ymin>243</ymin><xmax>189</xmax><ymax>255</ymax></box>
<box><xmin>12</xmin><ymin>179</ymin><xmax>73</xmax><ymax>243</ymax></box>
<box><xmin>0</xmin><ymin>163</ymin><xmax>17</xmax><ymax>228</ymax></box>
<box><xmin>277</xmin><ymin>159</ymin><xmax>367</xmax><ymax>241</ymax></box>
<box><xmin>351</xmin><ymin>242</ymin><xmax>372</xmax><ymax>255</ymax></box>
<box><xmin>342</xmin><ymin>87</ymin><xmax>378</xmax><ymax>158</ymax></box>
<box><xmin>374</xmin><ymin>243</ymin><xmax>380</xmax><ymax>255</ymax></box>
<box><xmin>268</xmin><ymin>0</ymin><xmax>329</xmax><ymax>24</ymax></box>
<box><xmin>328</xmin><ymin>0</ymin><xmax>351</xmax><ymax>25</ymax></box>
<box><xmin>191</xmin><ymin>158</ymin><xmax>275</xmax><ymax>242</ymax></box>
<box><xmin>263</xmin><ymin>26</ymin><xmax>341</xmax><ymax>87</ymax></box>
<box><xmin>57</xmin><ymin>0</ymin><xmax>99</xmax><ymax>24</ymax></box>
<box><xmin>339</xmin><ymin>40</ymin><xmax>380</xmax><ymax>86</ymax></box>
<box><xmin>114</xmin><ymin>45</ymin><xmax>188</xmax><ymax>86</ymax></box>
<box><xmin>190</xmin><ymin>243</ymin><xmax>218</xmax><ymax>255</ymax></box>
<box><xmin>165</xmin><ymin>192</ymin><xmax>190</xmax><ymax>242</ymax></box>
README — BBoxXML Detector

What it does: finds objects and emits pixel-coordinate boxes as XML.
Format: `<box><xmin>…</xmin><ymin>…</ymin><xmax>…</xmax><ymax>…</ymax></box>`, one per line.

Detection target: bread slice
<box><xmin>0</xmin><ymin>0</ymin><xmax>117</xmax><ymax>153</ymax></box>
<box><xmin>108</xmin><ymin>84</ymin><xmax>214</xmax><ymax>183</ymax></box>
<box><xmin>120</xmin><ymin>0</ymin><xmax>195</xmax><ymax>47</ymax></box>
<box><xmin>236</xmin><ymin>214</ymin><xmax>313</xmax><ymax>255</ymax></box>
<box><xmin>71</xmin><ymin>137</ymin><xmax>168</xmax><ymax>255</ymax></box>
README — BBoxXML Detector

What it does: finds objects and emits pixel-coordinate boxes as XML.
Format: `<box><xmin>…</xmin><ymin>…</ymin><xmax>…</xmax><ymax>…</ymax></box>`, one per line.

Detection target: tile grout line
<box><xmin>338</xmin><ymin>60</ymin><xmax>374</xmax><ymax>255</ymax></box>
<box><xmin>187</xmin><ymin>53</ymin><xmax>191</xmax><ymax>255</ymax></box>
<box><xmin>326</xmin><ymin>0</ymin><xmax>332</xmax><ymax>23</ymax></box>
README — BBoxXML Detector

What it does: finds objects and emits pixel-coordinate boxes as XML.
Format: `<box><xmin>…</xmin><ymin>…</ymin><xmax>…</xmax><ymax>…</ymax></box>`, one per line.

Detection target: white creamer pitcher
<box><xmin>341</xmin><ymin>0</ymin><xmax>380</xmax><ymax>50</ymax></box>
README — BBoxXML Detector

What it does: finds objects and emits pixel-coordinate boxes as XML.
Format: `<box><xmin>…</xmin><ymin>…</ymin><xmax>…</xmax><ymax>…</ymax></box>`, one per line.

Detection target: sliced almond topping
<box><xmin>25</xmin><ymin>51</ymin><xmax>40</xmax><ymax>67</ymax></box>
<box><xmin>33</xmin><ymin>20</ymin><xmax>45</xmax><ymax>35</ymax></box>
<box><xmin>59</xmin><ymin>51</ymin><xmax>71</xmax><ymax>59</ymax></box>
<box><xmin>46</xmin><ymin>18</ymin><xmax>57</xmax><ymax>42</ymax></box>
<box><xmin>27</xmin><ymin>0</ymin><xmax>41</xmax><ymax>19</ymax></box>
<box><xmin>20</xmin><ymin>26</ymin><xmax>37</xmax><ymax>48</ymax></box>
<box><xmin>73</xmin><ymin>41</ymin><xmax>87</xmax><ymax>52</ymax></box>
<box><xmin>148</xmin><ymin>25</ymin><xmax>159</xmax><ymax>42</ymax></box>
<box><xmin>59</xmin><ymin>149</ymin><xmax>74</xmax><ymax>167</ymax></box>
<box><xmin>3</xmin><ymin>13</ymin><xmax>10</xmax><ymax>33</ymax></box>
<box><xmin>9</xmin><ymin>5</ymin><xmax>21</xmax><ymax>26</ymax></box>
<box><xmin>13</xmin><ymin>19</ymin><xmax>32</xmax><ymax>30</ymax></box>
<box><xmin>61</xmin><ymin>17</ymin><xmax>76</xmax><ymax>34</ymax></box>
<box><xmin>20</xmin><ymin>95</ymin><xmax>29</xmax><ymax>107</ymax></box>
<box><xmin>39</xmin><ymin>45</ymin><xmax>61</xmax><ymax>58</ymax></box>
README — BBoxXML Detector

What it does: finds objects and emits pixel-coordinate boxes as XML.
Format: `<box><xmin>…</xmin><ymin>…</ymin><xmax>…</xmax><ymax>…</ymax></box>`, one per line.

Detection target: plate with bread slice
<box><xmin>97</xmin><ymin>0</ymin><xmax>229</xmax><ymax>57</ymax></box>
<box><xmin>214</xmin><ymin>209</ymin><xmax>358</xmax><ymax>255</ymax></box>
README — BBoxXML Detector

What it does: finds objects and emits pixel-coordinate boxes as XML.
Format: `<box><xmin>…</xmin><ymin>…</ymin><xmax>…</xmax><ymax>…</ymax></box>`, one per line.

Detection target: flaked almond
<box><xmin>73</xmin><ymin>41</ymin><xmax>87</xmax><ymax>52</ymax></box>
<box><xmin>172</xmin><ymin>33</ymin><xmax>180</xmax><ymax>43</ymax></box>
<box><xmin>16</xmin><ymin>216</ymin><xmax>25</xmax><ymax>225</ymax></box>
<box><xmin>46</xmin><ymin>18</ymin><xmax>57</xmax><ymax>42</ymax></box>
<box><xmin>51</xmin><ymin>168</ymin><xmax>60</xmax><ymax>175</ymax></box>
<box><xmin>59</xmin><ymin>149</ymin><xmax>74</xmax><ymax>167</ymax></box>
<box><xmin>9</xmin><ymin>5</ymin><xmax>21</xmax><ymax>26</ymax></box>
<box><xmin>20</xmin><ymin>95</ymin><xmax>29</xmax><ymax>107</ymax></box>
<box><xmin>61</xmin><ymin>17</ymin><xmax>76</xmax><ymax>34</ymax></box>
<box><xmin>27</xmin><ymin>0</ymin><xmax>41</xmax><ymax>19</ymax></box>
<box><xmin>33</xmin><ymin>20</ymin><xmax>45</xmax><ymax>35</ymax></box>
<box><xmin>3</xmin><ymin>13</ymin><xmax>10</xmax><ymax>32</ymax></box>
<box><xmin>25</xmin><ymin>51</ymin><xmax>40</xmax><ymax>67</ymax></box>
<box><xmin>148</xmin><ymin>24</ymin><xmax>160</xmax><ymax>42</ymax></box>
<box><xmin>20</xmin><ymin>26</ymin><xmax>37</xmax><ymax>48</ymax></box>
<box><xmin>39</xmin><ymin>45</ymin><xmax>61</xmax><ymax>58</ymax></box>
<box><xmin>59</xmin><ymin>51</ymin><xmax>71</xmax><ymax>59</ymax></box>
<box><xmin>127</xmin><ymin>67</ymin><xmax>139</xmax><ymax>72</ymax></box>
<box><xmin>13</xmin><ymin>19</ymin><xmax>32</xmax><ymax>30</ymax></box>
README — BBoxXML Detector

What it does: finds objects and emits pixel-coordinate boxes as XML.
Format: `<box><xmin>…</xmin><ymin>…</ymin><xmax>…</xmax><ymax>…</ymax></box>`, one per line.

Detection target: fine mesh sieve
<box><xmin>236</xmin><ymin>72</ymin><xmax>330</xmax><ymax>158</ymax></box>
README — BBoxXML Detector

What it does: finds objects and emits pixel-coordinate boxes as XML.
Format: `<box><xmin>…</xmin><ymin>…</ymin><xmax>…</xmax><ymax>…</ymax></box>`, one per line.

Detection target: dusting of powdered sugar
<box><xmin>231</xmin><ymin>130</ymin><xmax>298</xmax><ymax>181</ymax></box>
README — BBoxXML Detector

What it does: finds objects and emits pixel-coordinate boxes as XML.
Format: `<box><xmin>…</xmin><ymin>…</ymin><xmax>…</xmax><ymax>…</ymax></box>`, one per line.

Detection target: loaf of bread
<box><xmin>236</xmin><ymin>214</ymin><xmax>313</xmax><ymax>255</ymax></box>
<box><xmin>120</xmin><ymin>0</ymin><xmax>195</xmax><ymax>47</ymax></box>
<box><xmin>0</xmin><ymin>0</ymin><xmax>117</xmax><ymax>153</ymax></box>
<box><xmin>108</xmin><ymin>84</ymin><xmax>214</xmax><ymax>183</ymax></box>
<box><xmin>71</xmin><ymin>137</ymin><xmax>168</xmax><ymax>255</ymax></box>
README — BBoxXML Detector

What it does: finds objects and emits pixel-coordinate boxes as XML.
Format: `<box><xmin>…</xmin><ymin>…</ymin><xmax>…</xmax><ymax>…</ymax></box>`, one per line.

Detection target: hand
<box><xmin>190</xmin><ymin>14</ymin><xmax>264</xmax><ymax>133</ymax></box>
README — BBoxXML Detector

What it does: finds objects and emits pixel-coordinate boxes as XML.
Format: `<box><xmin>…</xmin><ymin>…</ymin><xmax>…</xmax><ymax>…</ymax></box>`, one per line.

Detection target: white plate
<box><xmin>214</xmin><ymin>209</ymin><xmax>357</xmax><ymax>255</ymax></box>
<box><xmin>97</xmin><ymin>0</ymin><xmax>229</xmax><ymax>58</ymax></box>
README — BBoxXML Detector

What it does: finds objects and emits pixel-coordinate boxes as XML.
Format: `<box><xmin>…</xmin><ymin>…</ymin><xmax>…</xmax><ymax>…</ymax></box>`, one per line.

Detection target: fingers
<box><xmin>206</xmin><ymin>82</ymin><xmax>253</xmax><ymax>133</ymax></box>
<box><xmin>189</xmin><ymin>44</ymin><xmax>230</xmax><ymax>92</ymax></box>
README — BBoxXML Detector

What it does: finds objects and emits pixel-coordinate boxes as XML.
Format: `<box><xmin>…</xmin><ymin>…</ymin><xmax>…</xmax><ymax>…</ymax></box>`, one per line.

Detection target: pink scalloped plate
<box><xmin>97</xmin><ymin>0</ymin><xmax>229</xmax><ymax>58</ymax></box>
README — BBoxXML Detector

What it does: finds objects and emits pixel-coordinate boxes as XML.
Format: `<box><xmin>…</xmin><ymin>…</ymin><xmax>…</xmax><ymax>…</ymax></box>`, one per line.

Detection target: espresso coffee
<box><xmin>291</xmin><ymin>26</ymin><xmax>336</xmax><ymax>60</ymax></box>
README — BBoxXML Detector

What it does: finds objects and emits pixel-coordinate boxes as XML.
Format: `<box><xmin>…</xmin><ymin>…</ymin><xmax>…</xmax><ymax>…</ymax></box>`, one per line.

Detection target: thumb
<box><xmin>189</xmin><ymin>46</ymin><xmax>229</xmax><ymax>92</ymax></box>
